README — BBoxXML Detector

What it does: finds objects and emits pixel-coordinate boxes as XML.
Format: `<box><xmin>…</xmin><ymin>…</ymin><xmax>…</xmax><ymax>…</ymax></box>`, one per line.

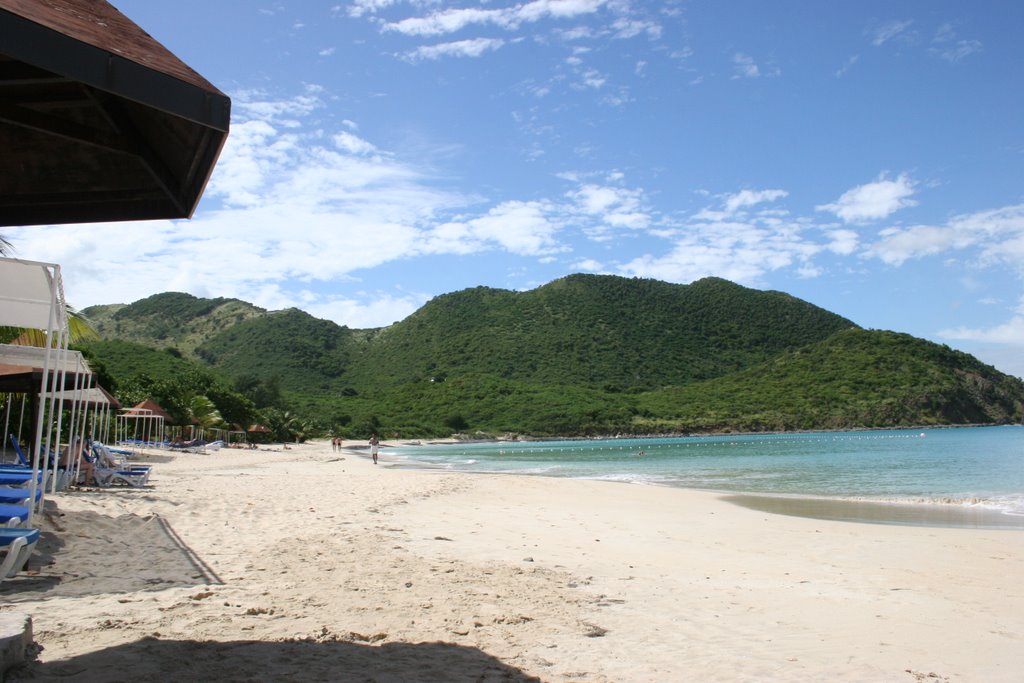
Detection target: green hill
<box><xmin>78</xmin><ymin>275</ymin><xmax>1024</xmax><ymax>438</ymax></box>
<box><xmin>195</xmin><ymin>308</ymin><xmax>367</xmax><ymax>394</ymax></box>
<box><xmin>83</xmin><ymin>292</ymin><xmax>265</xmax><ymax>356</ymax></box>
<box><xmin>343</xmin><ymin>275</ymin><xmax>857</xmax><ymax>390</ymax></box>
<box><xmin>634</xmin><ymin>329</ymin><xmax>1024</xmax><ymax>433</ymax></box>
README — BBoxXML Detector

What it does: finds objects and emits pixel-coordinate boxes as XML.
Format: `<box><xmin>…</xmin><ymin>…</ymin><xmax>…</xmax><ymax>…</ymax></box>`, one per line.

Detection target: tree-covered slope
<box><xmin>80</xmin><ymin>339</ymin><xmax>200</xmax><ymax>387</ymax></box>
<box><xmin>83</xmin><ymin>292</ymin><xmax>265</xmax><ymax>355</ymax></box>
<box><xmin>634</xmin><ymin>329</ymin><xmax>1024</xmax><ymax>432</ymax></box>
<box><xmin>195</xmin><ymin>308</ymin><xmax>365</xmax><ymax>393</ymax></box>
<box><xmin>301</xmin><ymin>330</ymin><xmax>1024</xmax><ymax>437</ymax></box>
<box><xmin>343</xmin><ymin>275</ymin><xmax>857</xmax><ymax>390</ymax></box>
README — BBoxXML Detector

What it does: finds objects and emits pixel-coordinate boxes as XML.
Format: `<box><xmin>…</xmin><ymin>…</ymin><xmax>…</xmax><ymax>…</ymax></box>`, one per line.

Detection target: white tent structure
<box><xmin>115</xmin><ymin>403</ymin><xmax>167</xmax><ymax>449</ymax></box>
<box><xmin>0</xmin><ymin>258</ymin><xmax>67</xmax><ymax>334</ymax></box>
<box><xmin>0</xmin><ymin>257</ymin><xmax>71</xmax><ymax>522</ymax></box>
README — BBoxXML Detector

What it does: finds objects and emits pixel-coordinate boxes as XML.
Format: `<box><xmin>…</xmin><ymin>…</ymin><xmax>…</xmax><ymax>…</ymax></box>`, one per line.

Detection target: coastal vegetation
<box><xmin>79</xmin><ymin>275</ymin><xmax>1024</xmax><ymax>439</ymax></box>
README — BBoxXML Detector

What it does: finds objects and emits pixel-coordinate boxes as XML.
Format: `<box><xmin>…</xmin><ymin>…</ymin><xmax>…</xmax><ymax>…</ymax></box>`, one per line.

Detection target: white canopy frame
<box><xmin>116</xmin><ymin>408</ymin><xmax>166</xmax><ymax>449</ymax></box>
<box><xmin>0</xmin><ymin>345</ymin><xmax>93</xmax><ymax>493</ymax></box>
<box><xmin>0</xmin><ymin>258</ymin><xmax>71</xmax><ymax>523</ymax></box>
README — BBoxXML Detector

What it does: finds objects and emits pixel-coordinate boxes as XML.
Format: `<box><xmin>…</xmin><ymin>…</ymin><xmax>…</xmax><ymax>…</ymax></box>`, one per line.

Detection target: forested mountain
<box><xmin>343</xmin><ymin>275</ymin><xmax>856</xmax><ymax>390</ymax></box>
<box><xmin>84</xmin><ymin>292</ymin><xmax>265</xmax><ymax>355</ymax></box>
<box><xmin>79</xmin><ymin>275</ymin><xmax>1024</xmax><ymax>438</ymax></box>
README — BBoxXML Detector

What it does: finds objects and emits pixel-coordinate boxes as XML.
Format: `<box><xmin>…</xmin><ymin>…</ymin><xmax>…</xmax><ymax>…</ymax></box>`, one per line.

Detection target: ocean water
<box><xmin>388</xmin><ymin>426</ymin><xmax>1024</xmax><ymax>517</ymax></box>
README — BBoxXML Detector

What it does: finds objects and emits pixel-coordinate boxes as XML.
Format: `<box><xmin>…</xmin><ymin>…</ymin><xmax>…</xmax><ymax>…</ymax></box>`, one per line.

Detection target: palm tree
<box><xmin>263</xmin><ymin>408</ymin><xmax>304</xmax><ymax>443</ymax></box>
<box><xmin>2</xmin><ymin>305</ymin><xmax>98</xmax><ymax>347</ymax></box>
<box><xmin>186</xmin><ymin>394</ymin><xmax>225</xmax><ymax>430</ymax></box>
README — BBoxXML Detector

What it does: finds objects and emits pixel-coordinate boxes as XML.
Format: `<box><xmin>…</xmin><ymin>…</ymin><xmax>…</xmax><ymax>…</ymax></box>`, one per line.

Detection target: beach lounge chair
<box><xmin>7</xmin><ymin>436</ymin><xmax>71</xmax><ymax>491</ymax></box>
<box><xmin>93</xmin><ymin>468</ymin><xmax>148</xmax><ymax>488</ymax></box>
<box><xmin>6</xmin><ymin>435</ymin><xmax>31</xmax><ymax>467</ymax></box>
<box><xmin>0</xmin><ymin>470</ymin><xmax>41</xmax><ymax>486</ymax></box>
<box><xmin>89</xmin><ymin>444</ymin><xmax>151</xmax><ymax>486</ymax></box>
<box><xmin>0</xmin><ymin>527</ymin><xmax>40</xmax><ymax>579</ymax></box>
<box><xmin>0</xmin><ymin>487</ymin><xmax>43</xmax><ymax>505</ymax></box>
<box><xmin>0</xmin><ymin>503</ymin><xmax>30</xmax><ymax>527</ymax></box>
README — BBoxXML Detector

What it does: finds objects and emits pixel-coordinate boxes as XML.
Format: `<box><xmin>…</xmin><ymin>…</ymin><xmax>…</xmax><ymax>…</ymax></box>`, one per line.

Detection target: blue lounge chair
<box><xmin>0</xmin><ymin>470</ymin><xmax>41</xmax><ymax>486</ymax></box>
<box><xmin>0</xmin><ymin>527</ymin><xmax>40</xmax><ymax>578</ymax></box>
<box><xmin>7</xmin><ymin>435</ymin><xmax>31</xmax><ymax>466</ymax></box>
<box><xmin>0</xmin><ymin>487</ymin><xmax>42</xmax><ymax>504</ymax></box>
<box><xmin>6</xmin><ymin>436</ymin><xmax>59</xmax><ymax>486</ymax></box>
<box><xmin>0</xmin><ymin>503</ymin><xmax>30</xmax><ymax>527</ymax></box>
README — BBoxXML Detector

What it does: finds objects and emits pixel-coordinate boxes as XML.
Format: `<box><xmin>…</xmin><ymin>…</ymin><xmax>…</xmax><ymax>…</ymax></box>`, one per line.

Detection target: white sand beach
<box><xmin>2</xmin><ymin>440</ymin><xmax>1023</xmax><ymax>682</ymax></box>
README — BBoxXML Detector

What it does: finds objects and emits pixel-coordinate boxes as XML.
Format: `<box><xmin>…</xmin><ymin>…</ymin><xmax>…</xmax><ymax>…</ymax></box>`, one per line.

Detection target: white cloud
<box><xmin>825</xmin><ymin>229</ymin><xmax>860</xmax><ymax>255</ymax></box>
<box><xmin>731</xmin><ymin>53</ymin><xmax>779</xmax><ymax>80</ymax></box>
<box><xmin>869</xmin><ymin>19</ymin><xmax>913</xmax><ymax>46</ymax></box>
<box><xmin>723</xmin><ymin>189</ymin><xmax>788</xmax><ymax>215</ymax></box>
<box><xmin>931</xmin><ymin>39</ymin><xmax>982</xmax><ymax>63</ymax></box>
<box><xmin>405</xmin><ymin>38</ymin><xmax>506</xmax><ymax>61</ymax></box>
<box><xmin>571</xmin><ymin>184</ymin><xmax>621</xmax><ymax>214</ymax></box>
<box><xmin>817</xmin><ymin>173</ymin><xmax>917</xmax><ymax>224</ymax></box>
<box><xmin>464</xmin><ymin>201</ymin><xmax>566</xmax><ymax>256</ymax></box>
<box><xmin>618</xmin><ymin>214</ymin><xmax>820</xmax><ymax>286</ymax></box>
<box><xmin>866</xmin><ymin>204</ymin><xmax>1024</xmax><ymax>267</ymax></box>
<box><xmin>929</xmin><ymin>23</ymin><xmax>982</xmax><ymax>62</ymax></box>
<box><xmin>732</xmin><ymin>52</ymin><xmax>760</xmax><ymax>79</ymax></box>
<box><xmin>579</xmin><ymin>69</ymin><xmax>607</xmax><ymax>89</ymax></box>
<box><xmin>835</xmin><ymin>54</ymin><xmax>859</xmax><ymax>78</ymax></box>
<box><xmin>692</xmin><ymin>188</ymin><xmax>788</xmax><ymax>222</ymax></box>
<box><xmin>939</xmin><ymin>317</ymin><xmax>1024</xmax><ymax>345</ymax></box>
<box><xmin>384</xmin><ymin>0</ymin><xmax>608</xmax><ymax>36</ymax></box>
<box><xmin>567</xmin><ymin>183</ymin><xmax>651</xmax><ymax>235</ymax></box>
<box><xmin>386</xmin><ymin>7</ymin><xmax>506</xmax><ymax>36</ymax></box>
<box><xmin>572</xmin><ymin>258</ymin><xmax>605</xmax><ymax>272</ymax></box>
<box><xmin>611</xmin><ymin>17</ymin><xmax>661</xmax><ymax>40</ymax></box>
<box><xmin>305</xmin><ymin>291</ymin><xmax>430</xmax><ymax>328</ymax></box>
<box><xmin>346</xmin><ymin>0</ymin><xmax>400</xmax><ymax>18</ymax></box>
<box><xmin>333</xmin><ymin>131</ymin><xmax>378</xmax><ymax>156</ymax></box>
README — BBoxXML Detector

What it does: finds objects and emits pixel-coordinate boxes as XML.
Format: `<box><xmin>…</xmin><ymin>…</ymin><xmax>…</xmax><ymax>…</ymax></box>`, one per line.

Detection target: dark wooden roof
<box><xmin>0</xmin><ymin>0</ymin><xmax>231</xmax><ymax>226</ymax></box>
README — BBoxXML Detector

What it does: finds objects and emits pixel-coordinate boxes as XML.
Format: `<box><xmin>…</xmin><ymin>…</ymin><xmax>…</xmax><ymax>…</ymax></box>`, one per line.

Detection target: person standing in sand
<box><xmin>369</xmin><ymin>434</ymin><xmax>379</xmax><ymax>464</ymax></box>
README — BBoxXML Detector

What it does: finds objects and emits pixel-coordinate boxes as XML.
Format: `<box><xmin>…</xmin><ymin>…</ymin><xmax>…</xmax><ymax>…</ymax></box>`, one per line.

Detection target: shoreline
<box><xmin>3</xmin><ymin>439</ymin><xmax>1022</xmax><ymax>681</ymax></box>
<box><xmin>383</xmin><ymin>455</ymin><xmax>1024</xmax><ymax>530</ymax></box>
<box><xmin>723</xmin><ymin>492</ymin><xmax>1024</xmax><ymax>529</ymax></box>
<box><xmin>379</xmin><ymin>431</ymin><xmax>1024</xmax><ymax>530</ymax></box>
<box><xmin>437</xmin><ymin>421</ymin><xmax>1020</xmax><ymax>444</ymax></box>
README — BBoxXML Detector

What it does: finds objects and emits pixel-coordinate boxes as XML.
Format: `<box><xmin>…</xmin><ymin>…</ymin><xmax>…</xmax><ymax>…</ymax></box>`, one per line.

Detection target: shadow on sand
<box><xmin>0</xmin><ymin>503</ymin><xmax>218</xmax><ymax>600</ymax></box>
<box><xmin>8</xmin><ymin>636</ymin><xmax>543</xmax><ymax>682</ymax></box>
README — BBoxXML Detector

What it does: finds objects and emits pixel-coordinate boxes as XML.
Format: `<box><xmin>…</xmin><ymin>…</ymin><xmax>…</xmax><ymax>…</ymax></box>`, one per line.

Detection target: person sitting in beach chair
<box><xmin>82</xmin><ymin>442</ymin><xmax>150</xmax><ymax>488</ymax></box>
<box><xmin>62</xmin><ymin>437</ymin><xmax>94</xmax><ymax>487</ymax></box>
<box><xmin>91</xmin><ymin>443</ymin><xmax>152</xmax><ymax>486</ymax></box>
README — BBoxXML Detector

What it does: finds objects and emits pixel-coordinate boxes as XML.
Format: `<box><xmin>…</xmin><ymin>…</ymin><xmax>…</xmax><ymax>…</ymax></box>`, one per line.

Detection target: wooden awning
<box><xmin>0</xmin><ymin>0</ymin><xmax>230</xmax><ymax>226</ymax></box>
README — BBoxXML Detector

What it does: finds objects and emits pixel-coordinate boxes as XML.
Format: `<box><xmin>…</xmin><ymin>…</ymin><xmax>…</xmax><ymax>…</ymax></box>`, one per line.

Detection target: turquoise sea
<box><xmin>388</xmin><ymin>425</ymin><xmax>1024</xmax><ymax>519</ymax></box>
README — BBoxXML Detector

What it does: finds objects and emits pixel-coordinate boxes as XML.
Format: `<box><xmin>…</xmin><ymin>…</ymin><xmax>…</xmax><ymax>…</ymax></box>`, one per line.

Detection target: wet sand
<box><xmin>724</xmin><ymin>493</ymin><xmax>1024</xmax><ymax>529</ymax></box>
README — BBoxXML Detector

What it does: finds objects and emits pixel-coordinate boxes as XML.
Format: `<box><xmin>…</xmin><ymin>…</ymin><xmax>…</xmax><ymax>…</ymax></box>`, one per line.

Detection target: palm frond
<box><xmin>0</xmin><ymin>304</ymin><xmax>98</xmax><ymax>346</ymax></box>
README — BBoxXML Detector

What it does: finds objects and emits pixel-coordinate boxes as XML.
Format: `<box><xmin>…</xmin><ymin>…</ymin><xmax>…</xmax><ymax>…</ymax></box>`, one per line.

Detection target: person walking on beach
<box><xmin>369</xmin><ymin>434</ymin><xmax>379</xmax><ymax>464</ymax></box>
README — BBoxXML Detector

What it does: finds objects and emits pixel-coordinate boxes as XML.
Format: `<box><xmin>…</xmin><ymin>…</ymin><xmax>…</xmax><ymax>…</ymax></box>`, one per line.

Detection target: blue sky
<box><xmin>9</xmin><ymin>1</ymin><xmax>1024</xmax><ymax>377</ymax></box>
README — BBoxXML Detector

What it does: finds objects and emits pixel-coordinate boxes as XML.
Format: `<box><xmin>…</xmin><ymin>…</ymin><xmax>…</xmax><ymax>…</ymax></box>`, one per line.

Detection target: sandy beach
<box><xmin>2</xmin><ymin>440</ymin><xmax>1022</xmax><ymax>682</ymax></box>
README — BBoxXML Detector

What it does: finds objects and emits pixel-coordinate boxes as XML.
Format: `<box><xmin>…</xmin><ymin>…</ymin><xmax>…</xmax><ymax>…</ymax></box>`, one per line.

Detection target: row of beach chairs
<box><xmin>0</xmin><ymin>435</ymin><xmax>153</xmax><ymax>580</ymax></box>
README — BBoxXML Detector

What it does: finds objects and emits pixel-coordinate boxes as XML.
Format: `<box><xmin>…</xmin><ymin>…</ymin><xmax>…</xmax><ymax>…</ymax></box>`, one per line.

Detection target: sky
<box><xmin>8</xmin><ymin>1</ymin><xmax>1024</xmax><ymax>378</ymax></box>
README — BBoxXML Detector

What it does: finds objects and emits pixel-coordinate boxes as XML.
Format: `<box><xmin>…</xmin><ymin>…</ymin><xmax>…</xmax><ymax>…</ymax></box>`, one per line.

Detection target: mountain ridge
<box><xmin>80</xmin><ymin>275</ymin><xmax>1024</xmax><ymax>437</ymax></box>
